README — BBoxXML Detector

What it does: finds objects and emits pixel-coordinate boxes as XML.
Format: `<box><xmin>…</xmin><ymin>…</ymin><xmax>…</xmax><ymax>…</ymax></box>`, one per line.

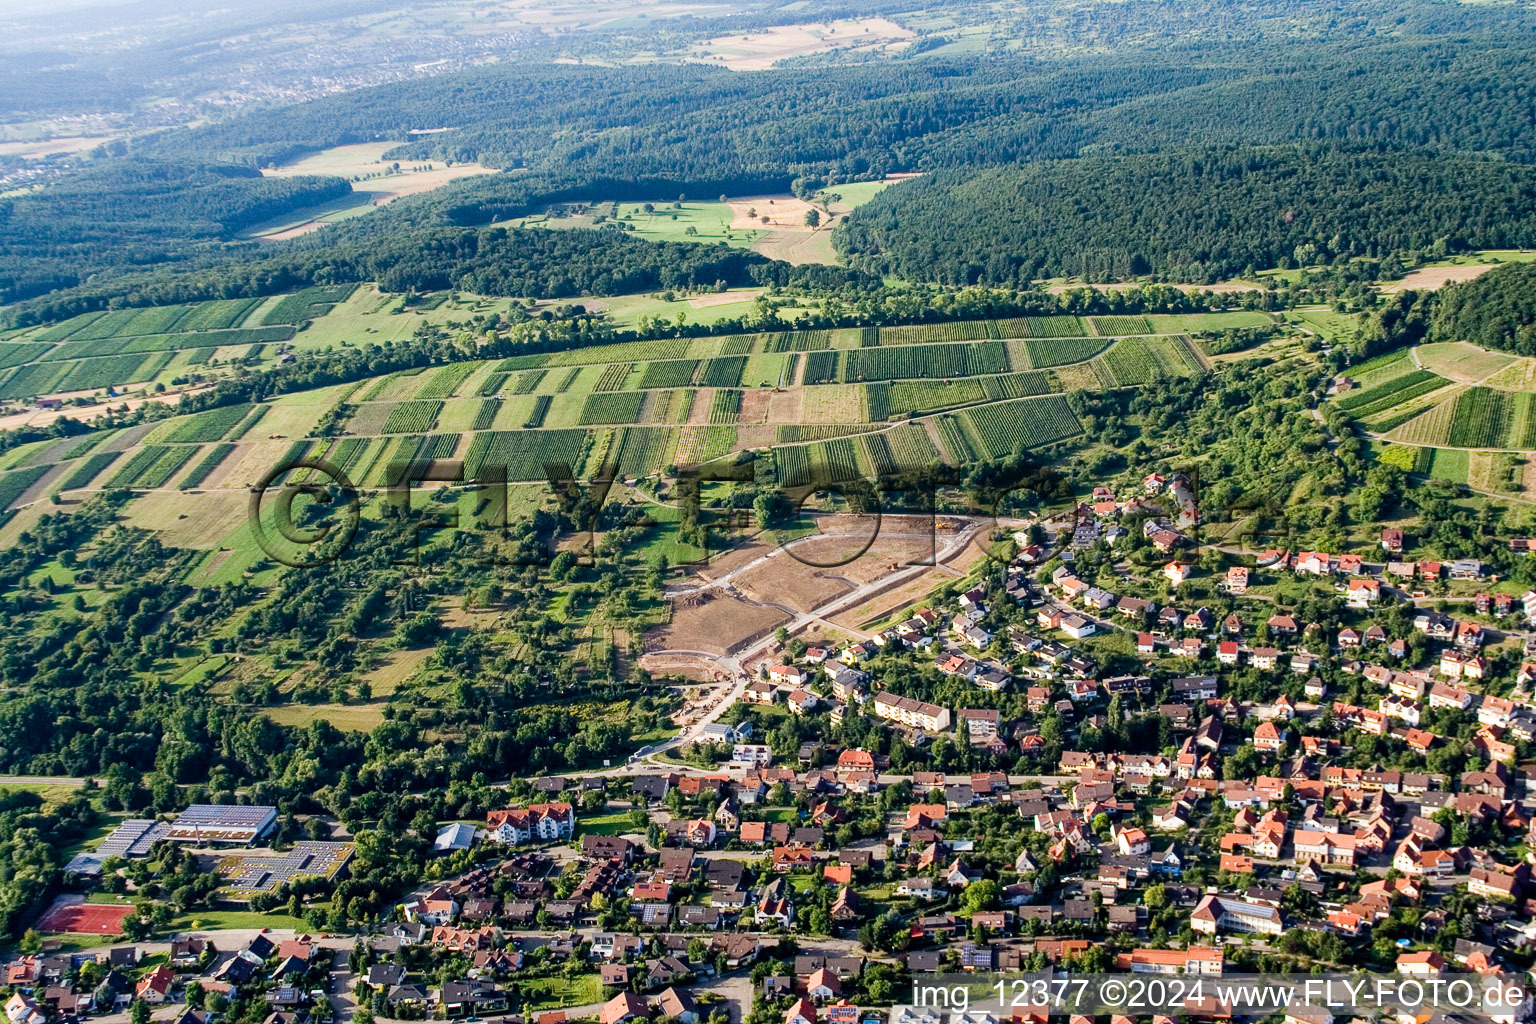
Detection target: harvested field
<box><xmin>737</xmin><ymin>389</ymin><xmax>772</xmax><ymax>425</ymax></box>
<box><xmin>766</xmin><ymin>389</ymin><xmax>803</xmax><ymax>423</ymax></box>
<box><xmin>118</xmin><ymin>491</ymin><xmax>249</xmax><ymax>548</ymax></box>
<box><xmin>1380</xmin><ymin>264</ymin><xmax>1498</xmax><ymax>292</ymax></box>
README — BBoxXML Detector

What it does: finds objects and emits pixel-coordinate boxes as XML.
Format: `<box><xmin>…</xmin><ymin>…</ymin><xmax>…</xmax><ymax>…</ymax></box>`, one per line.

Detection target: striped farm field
<box><xmin>776</xmin><ymin>425</ymin><xmax>876</xmax><ymax>443</ymax></box>
<box><xmin>674</xmin><ymin>426</ymin><xmax>737</xmax><ymax>464</ymax></box>
<box><xmin>1086</xmin><ymin>315</ymin><xmax>1152</xmax><ymax>336</ymax></box>
<box><xmin>994</xmin><ymin>316</ymin><xmax>1088</xmax><ymax>339</ymax></box>
<box><xmin>470</xmin><ymin>400</ymin><xmax>500</xmax><ymax>431</ymax></box>
<box><xmin>862</xmin><ymin>434</ymin><xmax>898</xmax><ymax>477</ymax></box>
<box><xmin>773</xmin><ymin>445</ymin><xmax>812</xmax><ymax>487</ymax></box>
<box><xmin>257</xmin><ymin>284</ymin><xmax>357</xmax><ymax>325</ymax></box>
<box><xmin>762</xmin><ymin>330</ymin><xmax>830</xmax><ymax>352</ymax></box>
<box><xmin>1007</xmin><ymin>337</ymin><xmax>1109</xmax><ymax>370</ymax></box>
<box><xmin>1346</xmin><ymin>349</ymin><xmax>1416</xmax><ymax>389</ymax></box>
<box><xmin>1337</xmin><ymin>370</ymin><xmax>1451</xmax><ymax>419</ymax></box>
<box><xmin>698</xmin><ymin>357</ymin><xmax>747</xmax><ymax>388</ymax></box>
<box><xmin>511</xmin><ymin>370</ymin><xmax>547</xmax><ymax>394</ymax></box>
<box><xmin>982</xmin><ymin>371</ymin><xmax>1052</xmax><ymax>400</ymax></box>
<box><xmin>593</xmin><ymin>363</ymin><xmax>632</xmax><ymax>391</ymax></box>
<box><xmin>613</xmin><ymin>427</ymin><xmax>676</xmax><ymax>478</ymax></box>
<box><xmin>524</xmin><ymin>396</ymin><xmax>552</xmax><ymax>428</ymax></box>
<box><xmin>888</xmin><ymin>379</ymin><xmax>986</xmax><ymax>416</ymax></box>
<box><xmin>1099</xmin><ymin>337</ymin><xmax>1201</xmax><ymax>385</ymax></box>
<box><xmin>807</xmin><ymin>437</ymin><xmax>864</xmax><ymax>483</ymax></box>
<box><xmin>47</xmin><ymin>326</ymin><xmax>294</xmax><ymax>361</ymax></box>
<box><xmin>1447</xmin><ymin>387</ymin><xmax>1515</xmax><ymax>448</ymax></box>
<box><xmin>0</xmin><ymin>465</ymin><xmax>49</xmax><ymax>510</ymax></box>
<box><xmin>638</xmin><ymin>360</ymin><xmax>699</xmax><ymax>389</ymax></box>
<box><xmin>934</xmin><ymin>415</ymin><xmax>976</xmax><ymax>462</ymax></box>
<box><xmin>959</xmin><ymin>395</ymin><xmax>1083</xmax><ymax>460</ymax></box>
<box><xmin>543</xmin><ymin>338</ymin><xmax>690</xmax><ymax>368</ymax></box>
<box><xmin>179</xmin><ymin>444</ymin><xmax>237</xmax><ymax>489</ymax></box>
<box><xmin>381</xmin><ymin>400</ymin><xmax>443</xmax><ymax>434</ymax></box>
<box><xmin>1384</xmin><ymin>392</ymin><xmax>1459</xmax><ymax>446</ymax></box>
<box><xmin>462</xmin><ymin>429</ymin><xmax>590</xmax><ymax>481</ymax></box>
<box><xmin>637</xmin><ymin>389</ymin><xmax>687</xmax><ymax>424</ymax></box>
<box><xmin>58</xmin><ymin>451</ymin><xmax>122</xmax><ymax>491</ymax></box>
<box><xmin>416</xmin><ymin>362</ymin><xmax>480</xmax><ymax>399</ymax></box>
<box><xmin>0</xmin><ymin>343</ymin><xmax>53</xmax><ymax>370</ymax></box>
<box><xmin>1145</xmin><ymin>311</ymin><xmax>1272</xmax><ymax>333</ymax></box>
<box><xmin>842</xmin><ymin>342</ymin><xmax>1009</xmax><ymax>382</ymax></box>
<box><xmin>107</xmin><ymin>445</ymin><xmax>173</xmax><ymax>488</ymax></box>
<box><xmin>865</xmin><ymin>381</ymin><xmax>891</xmax><ymax>422</ymax></box>
<box><xmin>877</xmin><ymin>321</ymin><xmax>992</xmax><ymax>345</ymax></box>
<box><xmin>802</xmin><ymin>351</ymin><xmax>839</xmax><ymax>384</ymax></box>
<box><xmin>161</xmin><ymin>404</ymin><xmax>258</xmax><ymax>444</ymax></box>
<box><xmin>709</xmin><ymin>390</ymin><xmax>742</xmax><ymax>424</ymax></box>
<box><xmin>579</xmin><ymin>391</ymin><xmax>645</xmax><ymax>425</ymax></box>
<box><xmin>410</xmin><ymin>433</ymin><xmax>461</xmax><ymax>460</ymax></box>
<box><xmin>885</xmin><ymin>423</ymin><xmax>941</xmax><ymax>470</ymax></box>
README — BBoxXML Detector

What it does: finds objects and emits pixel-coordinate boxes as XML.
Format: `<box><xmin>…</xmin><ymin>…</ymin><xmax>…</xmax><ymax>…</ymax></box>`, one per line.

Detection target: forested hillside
<box><xmin>9</xmin><ymin>0</ymin><xmax>1536</xmax><ymax>319</ymax></box>
<box><xmin>0</xmin><ymin>162</ymin><xmax>350</xmax><ymax>303</ymax></box>
<box><xmin>8</xmin><ymin>224</ymin><xmax>861</xmax><ymax>328</ymax></box>
<box><xmin>1430</xmin><ymin>262</ymin><xmax>1536</xmax><ymax>356</ymax></box>
<box><xmin>834</xmin><ymin>146</ymin><xmax>1536</xmax><ymax>285</ymax></box>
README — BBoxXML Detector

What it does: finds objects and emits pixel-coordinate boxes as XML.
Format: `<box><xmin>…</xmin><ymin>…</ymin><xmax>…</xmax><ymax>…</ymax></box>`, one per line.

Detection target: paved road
<box><xmin>0</xmin><ymin>774</ymin><xmax>96</xmax><ymax>787</ymax></box>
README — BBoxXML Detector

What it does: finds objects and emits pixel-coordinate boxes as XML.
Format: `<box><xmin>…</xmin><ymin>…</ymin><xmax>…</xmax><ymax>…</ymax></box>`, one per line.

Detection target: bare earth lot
<box><xmin>646</xmin><ymin>590</ymin><xmax>791</xmax><ymax>656</ymax></box>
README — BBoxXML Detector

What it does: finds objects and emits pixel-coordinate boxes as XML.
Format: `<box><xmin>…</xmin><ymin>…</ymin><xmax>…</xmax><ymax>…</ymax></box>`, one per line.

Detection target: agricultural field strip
<box><xmin>330</xmin><ymin>329</ymin><xmax>1194</xmax><ymax>399</ymax></box>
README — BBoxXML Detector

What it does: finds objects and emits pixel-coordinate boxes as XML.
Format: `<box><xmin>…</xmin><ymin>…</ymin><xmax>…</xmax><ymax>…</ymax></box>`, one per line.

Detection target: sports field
<box><xmin>37</xmin><ymin>896</ymin><xmax>135</xmax><ymax>935</ymax></box>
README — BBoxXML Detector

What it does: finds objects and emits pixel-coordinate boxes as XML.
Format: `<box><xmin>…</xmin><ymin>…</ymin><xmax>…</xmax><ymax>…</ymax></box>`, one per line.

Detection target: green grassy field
<box><xmin>1287</xmin><ymin>307</ymin><xmax>1360</xmax><ymax>342</ymax></box>
<box><xmin>1145</xmin><ymin>311</ymin><xmax>1273</xmax><ymax>333</ymax></box>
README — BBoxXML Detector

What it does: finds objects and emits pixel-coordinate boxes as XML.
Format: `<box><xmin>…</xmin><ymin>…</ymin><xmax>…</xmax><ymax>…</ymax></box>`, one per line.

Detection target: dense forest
<box><xmin>0</xmin><ymin>162</ymin><xmax>350</xmax><ymax>304</ymax></box>
<box><xmin>1430</xmin><ymin>262</ymin><xmax>1536</xmax><ymax>355</ymax></box>
<box><xmin>6</xmin><ymin>0</ymin><xmax>1536</xmax><ymax>318</ymax></box>
<box><xmin>4</xmin><ymin>225</ymin><xmax>862</xmax><ymax>328</ymax></box>
<box><xmin>834</xmin><ymin>145</ymin><xmax>1536</xmax><ymax>285</ymax></box>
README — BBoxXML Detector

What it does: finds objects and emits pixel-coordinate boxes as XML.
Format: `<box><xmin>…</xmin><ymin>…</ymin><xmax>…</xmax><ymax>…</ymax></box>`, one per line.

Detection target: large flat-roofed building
<box><xmin>218</xmin><ymin>842</ymin><xmax>355</xmax><ymax>899</ymax></box>
<box><xmin>166</xmin><ymin>804</ymin><xmax>279</xmax><ymax>845</ymax></box>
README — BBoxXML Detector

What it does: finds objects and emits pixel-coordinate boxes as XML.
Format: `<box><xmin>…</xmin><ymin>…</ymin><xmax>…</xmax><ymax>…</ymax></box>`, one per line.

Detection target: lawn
<box><xmin>576</xmin><ymin>812</ymin><xmax>640</xmax><ymax>836</ymax></box>
<box><xmin>172</xmin><ymin>910</ymin><xmax>312</xmax><ymax>932</ymax></box>
<box><xmin>1427</xmin><ymin>447</ymin><xmax>1470</xmax><ymax>484</ymax></box>
<box><xmin>519</xmin><ymin>974</ymin><xmax>604</xmax><ymax>1010</ymax></box>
